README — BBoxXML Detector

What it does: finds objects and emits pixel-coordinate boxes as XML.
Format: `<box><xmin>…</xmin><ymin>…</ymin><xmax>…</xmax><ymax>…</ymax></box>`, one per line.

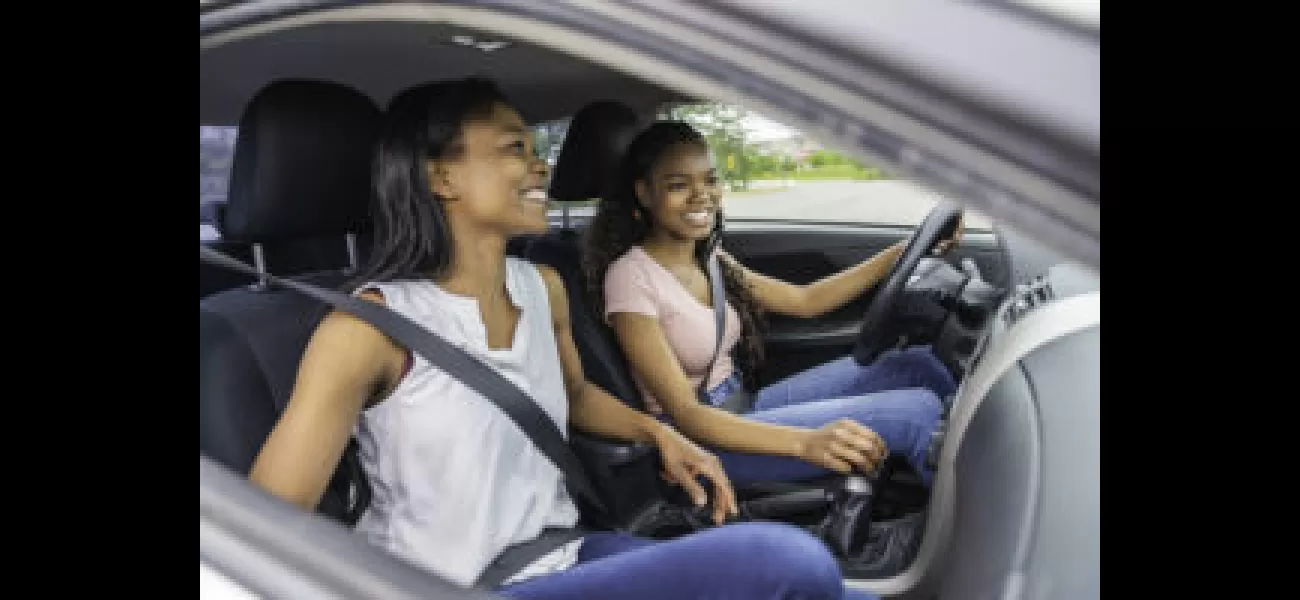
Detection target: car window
<box><xmin>204</xmin><ymin>121</ymin><xmax>571</xmax><ymax>240</ymax></box>
<box><xmin>201</xmin><ymin>125</ymin><xmax>238</xmax><ymax>241</ymax></box>
<box><xmin>531</xmin><ymin>117</ymin><xmax>578</xmax><ymax>217</ymax></box>
<box><xmin>658</xmin><ymin>102</ymin><xmax>994</xmax><ymax>230</ymax></box>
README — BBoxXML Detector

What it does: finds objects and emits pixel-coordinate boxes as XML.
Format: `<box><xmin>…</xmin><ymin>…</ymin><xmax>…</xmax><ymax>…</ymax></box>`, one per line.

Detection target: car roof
<box><xmin>201</xmin><ymin>2</ymin><xmax>1098</xmax><ymax>270</ymax></box>
<box><xmin>200</xmin><ymin>20</ymin><xmax>687</xmax><ymax>126</ymax></box>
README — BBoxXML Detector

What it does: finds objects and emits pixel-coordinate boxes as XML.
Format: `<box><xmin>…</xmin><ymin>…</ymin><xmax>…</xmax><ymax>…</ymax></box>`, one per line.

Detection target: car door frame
<box><xmin>200</xmin><ymin>2</ymin><xmax>1098</xmax><ymax>598</ymax></box>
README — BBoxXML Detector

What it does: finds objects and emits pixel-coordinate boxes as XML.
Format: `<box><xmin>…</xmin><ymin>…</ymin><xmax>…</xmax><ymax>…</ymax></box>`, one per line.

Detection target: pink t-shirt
<box><xmin>603</xmin><ymin>246</ymin><xmax>741</xmax><ymax>415</ymax></box>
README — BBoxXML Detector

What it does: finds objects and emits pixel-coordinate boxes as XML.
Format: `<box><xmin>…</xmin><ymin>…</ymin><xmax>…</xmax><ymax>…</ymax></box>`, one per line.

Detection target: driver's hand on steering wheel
<box><xmin>933</xmin><ymin>214</ymin><xmax>965</xmax><ymax>255</ymax></box>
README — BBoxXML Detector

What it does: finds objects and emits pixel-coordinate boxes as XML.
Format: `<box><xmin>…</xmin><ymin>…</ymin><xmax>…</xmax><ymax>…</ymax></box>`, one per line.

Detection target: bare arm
<box><xmin>537</xmin><ymin>266</ymin><xmax>664</xmax><ymax>444</ymax></box>
<box><xmin>721</xmin><ymin>242</ymin><xmax>905</xmax><ymax>319</ymax></box>
<box><xmin>726</xmin><ymin>215</ymin><xmax>965</xmax><ymax>319</ymax></box>
<box><xmin>247</xmin><ymin>292</ymin><xmax>405</xmax><ymax>510</ymax></box>
<box><xmin>537</xmin><ymin>266</ymin><xmax>739</xmax><ymax>518</ymax></box>
<box><xmin>610</xmin><ymin>311</ymin><xmax>886</xmax><ymax>474</ymax></box>
<box><xmin>608</xmin><ymin>310</ymin><xmax>812</xmax><ymax>456</ymax></box>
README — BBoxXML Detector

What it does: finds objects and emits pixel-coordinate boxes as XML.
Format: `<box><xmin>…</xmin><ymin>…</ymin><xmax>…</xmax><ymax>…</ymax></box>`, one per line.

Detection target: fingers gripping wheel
<box><xmin>853</xmin><ymin>202</ymin><xmax>964</xmax><ymax>366</ymax></box>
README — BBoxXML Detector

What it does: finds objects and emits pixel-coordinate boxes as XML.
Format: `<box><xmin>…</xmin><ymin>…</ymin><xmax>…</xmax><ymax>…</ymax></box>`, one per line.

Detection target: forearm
<box><xmin>667</xmin><ymin>401</ymin><xmax>808</xmax><ymax>458</ymax></box>
<box><xmin>569</xmin><ymin>380</ymin><xmax>665</xmax><ymax>444</ymax></box>
<box><xmin>800</xmin><ymin>241</ymin><xmax>906</xmax><ymax>317</ymax></box>
<box><xmin>582</xmin><ymin>365</ymin><xmax>808</xmax><ymax>457</ymax></box>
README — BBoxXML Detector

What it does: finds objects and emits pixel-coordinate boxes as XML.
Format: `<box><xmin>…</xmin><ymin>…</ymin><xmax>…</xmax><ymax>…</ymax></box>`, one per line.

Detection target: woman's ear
<box><xmin>633</xmin><ymin>179</ymin><xmax>650</xmax><ymax>209</ymax></box>
<box><xmin>426</xmin><ymin>161</ymin><xmax>457</xmax><ymax>201</ymax></box>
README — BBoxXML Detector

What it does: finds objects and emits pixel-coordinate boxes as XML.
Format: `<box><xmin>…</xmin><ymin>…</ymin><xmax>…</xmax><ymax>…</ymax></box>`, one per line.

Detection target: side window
<box><xmin>531</xmin><ymin>118</ymin><xmax>588</xmax><ymax>221</ymax></box>
<box><xmin>658</xmin><ymin>102</ymin><xmax>992</xmax><ymax>230</ymax></box>
<box><xmin>532</xmin><ymin>117</ymin><xmax>569</xmax><ymax>170</ymax></box>
<box><xmin>201</xmin><ymin>125</ymin><xmax>239</xmax><ymax>241</ymax></box>
<box><xmin>530</xmin><ymin>115</ymin><xmax>600</xmax><ymax>224</ymax></box>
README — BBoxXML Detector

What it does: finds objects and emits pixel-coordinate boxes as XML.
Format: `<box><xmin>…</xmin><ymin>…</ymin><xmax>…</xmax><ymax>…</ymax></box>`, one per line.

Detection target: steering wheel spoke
<box><xmin>853</xmin><ymin>202</ymin><xmax>964</xmax><ymax>365</ymax></box>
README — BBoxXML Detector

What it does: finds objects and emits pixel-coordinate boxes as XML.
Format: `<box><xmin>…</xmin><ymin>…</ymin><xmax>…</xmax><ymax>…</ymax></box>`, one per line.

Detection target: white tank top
<box><xmin>351</xmin><ymin>258</ymin><xmax>581</xmax><ymax>587</ymax></box>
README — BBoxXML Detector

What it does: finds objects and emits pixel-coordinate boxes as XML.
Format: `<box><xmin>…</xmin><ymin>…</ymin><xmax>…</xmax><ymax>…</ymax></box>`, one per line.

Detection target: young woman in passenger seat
<box><xmin>583</xmin><ymin>122</ymin><xmax>959</xmax><ymax>488</ymax></box>
<box><xmin>246</xmin><ymin>78</ymin><xmax>877</xmax><ymax>600</ymax></box>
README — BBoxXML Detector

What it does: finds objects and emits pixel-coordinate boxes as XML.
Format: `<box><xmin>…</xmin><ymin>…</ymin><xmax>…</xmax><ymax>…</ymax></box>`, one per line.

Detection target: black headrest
<box><xmin>549</xmin><ymin>100</ymin><xmax>642</xmax><ymax>203</ymax></box>
<box><xmin>221</xmin><ymin>80</ymin><xmax>380</xmax><ymax>243</ymax></box>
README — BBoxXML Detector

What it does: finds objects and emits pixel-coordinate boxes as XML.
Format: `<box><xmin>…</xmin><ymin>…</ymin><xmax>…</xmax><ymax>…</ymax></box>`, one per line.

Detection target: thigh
<box><xmin>715</xmin><ymin>390</ymin><xmax>941</xmax><ymax>485</ymax></box>
<box><xmin>576</xmin><ymin>532</ymin><xmax>659</xmax><ymax>563</ymax></box>
<box><xmin>714</xmin><ymin>395</ymin><xmax>874</xmax><ymax>485</ymax></box>
<box><xmin>754</xmin><ymin>356</ymin><xmax>865</xmax><ymax>411</ymax></box>
<box><xmin>755</xmin><ymin>347</ymin><xmax>954</xmax><ymax>411</ymax></box>
<box><xmin>496</xmin><ymin>522</ymin><xmax>849</xmax><ymax>600</ymax></box>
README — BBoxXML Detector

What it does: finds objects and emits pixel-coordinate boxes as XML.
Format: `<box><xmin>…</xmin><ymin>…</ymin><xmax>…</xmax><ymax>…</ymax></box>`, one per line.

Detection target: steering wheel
<box><xmin>853</xmin><ymin>201</ymin><xmax>964</xmax><ymax>365</ymax></box>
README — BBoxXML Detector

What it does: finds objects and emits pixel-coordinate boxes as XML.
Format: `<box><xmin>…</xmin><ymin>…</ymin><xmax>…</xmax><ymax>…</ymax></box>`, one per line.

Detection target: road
<box><xmin>723</xmin><ymin>180</ymin><xmax>993</xmax><ymax>229</ymax></box>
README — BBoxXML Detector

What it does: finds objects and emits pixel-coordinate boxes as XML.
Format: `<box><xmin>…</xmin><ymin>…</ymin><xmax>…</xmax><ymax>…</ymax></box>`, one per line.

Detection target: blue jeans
<box><xmin>704</xmin><ymin>347</ymin><xmax>950</xmax><ymax>486</ymax></box>
<box><xmin>497</xmin><ymin>522</ymin><xmax>878</xmax><ymax>599</ymax></box>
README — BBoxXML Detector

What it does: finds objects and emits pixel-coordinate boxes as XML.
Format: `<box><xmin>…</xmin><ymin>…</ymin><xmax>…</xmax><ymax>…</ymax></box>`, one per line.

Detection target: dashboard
<box><xmin>855</xmin><ymin>261</ymin><xmax>1100</xmax><ymax>599</ymax></box>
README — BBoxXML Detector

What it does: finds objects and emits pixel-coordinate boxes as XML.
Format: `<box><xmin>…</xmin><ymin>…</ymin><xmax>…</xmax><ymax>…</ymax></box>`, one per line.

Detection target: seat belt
<box><xmin>697</xmin><ymin>254</ymin><xmax>754</xmax><ymax>413</ymax></box>
<box><xmin>199</xmin><ymin>246</ymin><xmax>604</xmax><ymax>589</ymax></box>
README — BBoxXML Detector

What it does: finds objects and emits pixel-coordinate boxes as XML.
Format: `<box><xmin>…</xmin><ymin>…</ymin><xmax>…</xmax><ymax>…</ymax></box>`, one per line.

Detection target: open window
<box><xmin>201</xmin><ymin>125</ymin><xmax>238</xmax><ymax>241</ymax></box>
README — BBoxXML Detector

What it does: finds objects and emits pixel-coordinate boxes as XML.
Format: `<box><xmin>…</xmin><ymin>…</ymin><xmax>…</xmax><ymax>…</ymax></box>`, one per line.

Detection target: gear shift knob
<box><xmin>824</xmin><ymin>474</ymin><xmax>877</xmax><ymax>557</ymax></box>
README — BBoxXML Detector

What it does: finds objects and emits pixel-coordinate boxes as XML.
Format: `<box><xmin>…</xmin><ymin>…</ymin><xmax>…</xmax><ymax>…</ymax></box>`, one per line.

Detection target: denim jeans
<box><xmin>497</xmin><ymin>522</ymin><xmax>878</xmax><ymax>599</ymax></box>
<box><xmin>702</xmin><ymin>347</ymin><xmax>950</xmax><ymax>486</ymax></box>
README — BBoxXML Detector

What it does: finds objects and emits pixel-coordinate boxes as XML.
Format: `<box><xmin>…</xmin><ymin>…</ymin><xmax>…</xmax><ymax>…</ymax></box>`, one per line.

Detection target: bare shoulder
<box><xmin>533</xmin><ymin>263</ymin><xmax>569</xmax><ymax>302</ymax></box>
<box><xmin>290</xmin><ymin>287</ymin><xmax>405</xmax><ymax>404</ymax></box>
<box><xmin>533</xmin><ymin>263</ymin><xmax>564</xmax><ymax>291</ymax></box>
<box><xmin>531</xmin><ymin>263</ymin><xmax>572</xmax><ymax>325</ymax></box>
<box><xmin>309</xmin><ymin>289</ymin><xmax>399</xmax><ymax>363</ymax></box>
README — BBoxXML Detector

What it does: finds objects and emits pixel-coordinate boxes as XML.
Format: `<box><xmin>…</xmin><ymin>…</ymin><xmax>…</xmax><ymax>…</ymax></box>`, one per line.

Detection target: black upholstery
<box><xmin>201</xmin><ymin>79</ymin><xmax>380</xmax><ymax>299</ymax></box>
<box><xmin>221</xmin><ymin>80</ymin><xmax>380</xmax><ymax>243</ymax></box>
<box><xmin>524</xmin><ymin>100</ymin><xmax>646</xmax><ymax>410</ymax></box>
<box><xmin>525</xmin><ymin>235</ymin><xmax>644</xmax><ymax>410</ymax></box>
<box><xmin>200</xmin><ymin>231</ymin><xmax>375</xmax><ymax>298</ymax></box>
<box><xmin>200</xmin><ymin>80</ymin><xmax>381</xmax><ymax>525</ymax></box>
<box><xmin>200</xmin><ymin>272</ymin><xmax>343</xmax><ymax>473</ymax></box>
<box><xmin>548</xmin><ymin>100</ymin><xmax>640</xmax><ymax>204</ymax></box>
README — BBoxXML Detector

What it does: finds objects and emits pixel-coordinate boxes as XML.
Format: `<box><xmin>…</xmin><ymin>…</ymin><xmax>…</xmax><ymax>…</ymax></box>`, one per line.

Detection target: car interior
<box><xmin>201</xmin><ymin>11</ymin><xmax>1098</xmax><ymax>599</ymax></box>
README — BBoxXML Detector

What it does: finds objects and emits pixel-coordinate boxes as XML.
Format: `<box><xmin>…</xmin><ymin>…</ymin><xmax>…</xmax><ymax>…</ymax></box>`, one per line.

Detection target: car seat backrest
<box><xmin>200</xmin><ymin>79</ymin><xmax>381</xmax><ymax>525</ymax></box>
<box><xmin>528</xmin><ymin>100</ymin><xmax>646</xmax><ymax>410</ymax></box>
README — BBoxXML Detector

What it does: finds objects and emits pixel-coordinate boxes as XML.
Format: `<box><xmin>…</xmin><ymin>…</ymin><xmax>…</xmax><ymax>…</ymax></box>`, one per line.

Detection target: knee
<box><xmin>887</xmin><ymin>347</ymin><xmax>955</xmax><ymax>387</ymax></box>
<box><xmin>712</xmin><ymin>522</ymin><xmax>843</xmax><ymax>599</ymax></box>
<box><xmin>878</xmin><ymin>346</ymin><xmax>935</xmax><ymax>368</ymax></box>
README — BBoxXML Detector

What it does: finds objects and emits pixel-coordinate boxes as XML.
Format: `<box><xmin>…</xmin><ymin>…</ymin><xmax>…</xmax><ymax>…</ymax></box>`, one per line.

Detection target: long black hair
<box><xmin>582</xmin><ymin>121</ymin><xmax>767</xmax><ymax>389</ymax></box>
<box><xmin>348</xmin><ymin>78</ymin><xmax>510</xmax><ymax>289</ymax></box>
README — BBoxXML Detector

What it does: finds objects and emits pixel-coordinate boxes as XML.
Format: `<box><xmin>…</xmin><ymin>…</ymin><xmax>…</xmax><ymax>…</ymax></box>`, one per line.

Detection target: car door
<box><xmin>720</xmin><ymin>179</ymin><xmax>1010</xmax><ymax>385</ymax></box>
<box><xmin>201</xmin><ymin>2</ymin><xmax>1097</xmax><ymax>598</ymax></box>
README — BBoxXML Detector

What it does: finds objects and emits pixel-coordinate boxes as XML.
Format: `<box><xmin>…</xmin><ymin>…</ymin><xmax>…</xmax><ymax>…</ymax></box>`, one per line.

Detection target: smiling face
<box><xmin>636</xmin><ymin>141</ymin><xmax>722</xmax><ymax>242</ymax></box>
<box><xmin>428</xmin><ymin>101</ymin><xmax>550</xmax><ymax>237</ymax></box>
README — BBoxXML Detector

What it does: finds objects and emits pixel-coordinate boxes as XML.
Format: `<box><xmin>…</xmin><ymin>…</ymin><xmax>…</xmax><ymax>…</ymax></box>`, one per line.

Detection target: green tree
<box><xmin>663</xmin><ymin>103</ymin><xmax>751</xmax><ymax>189</ymax></box>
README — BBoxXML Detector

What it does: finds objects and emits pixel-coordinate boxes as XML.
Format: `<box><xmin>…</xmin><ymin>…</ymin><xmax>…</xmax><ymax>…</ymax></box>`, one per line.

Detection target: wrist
<box><xmin>785</xmin><ymin>429</ymin><xmax>813</xmax><ymax>459</ymax></box>
<box><xmin>642</xmin><ymin>415</ymin><xmax>675</xmax><ymax>445</ymax></box>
